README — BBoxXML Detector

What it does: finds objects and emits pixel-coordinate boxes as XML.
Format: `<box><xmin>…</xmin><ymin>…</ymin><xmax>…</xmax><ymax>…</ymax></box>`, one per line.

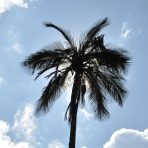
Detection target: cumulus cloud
<box><xmin>48</xmin><ymin>140</ymin><xmax>66</xmax><ymax>148</ymax></box>
<box><xmin>103</xmin><ymin>128</ymin><xmax>148</xmax><ymax>148</ymax></box>
<box><xmin>120</xmin><ymin>22</ymin><xmax>133</xmax><ymax>39</ymax></box>
<box><xmin>0</xmin><ymin>121</ymin><xmax>30</xmax><ymax>148</ymax></box>
<box><xmin>0</xmin><ymin>0</ymin><xmax>28</xmax><ymax>14</ymax></box>
<box><xmin>12</xmin><ymin>104</ymin><xmax>37</xmax><ymax>142</ymax></box>
<box><xmin>0</xmin><ymin>104</ymin><xmax>37</xmax><ymax>148</ymax></box>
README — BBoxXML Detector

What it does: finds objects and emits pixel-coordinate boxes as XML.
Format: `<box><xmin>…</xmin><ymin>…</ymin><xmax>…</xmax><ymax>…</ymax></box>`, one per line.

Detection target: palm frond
<box><xmin>35</xmin><ymin>69</ymin><xmax>69</xmax><ymax>116</ymax></box>
<box><xmin>96</xmin><ymin>69</ymin><xmax>127</xmax><ymax>106</ymax></box>
<box><xmin>22</xmin><ymin>50</ymin><xmax>61</xmax><ymax>73</ymax></box>
<box><xmin>81</xmin><ymin>18</ymin><xmax>109</xmax><ymax>51</ymax></box>
<box><xmin>80</xmin><ymin>83</ymin><xmax>86</xmax><ymax>107</ymax></box>
<box><xmin>85</xmin><ymin>72</ymin><xmax>109</xmax><ymax>120</ymax></box>
<box><xmin>86</xmin><ymin>17</ymin><xmax>109</xmax><ymax>40</ymax></box>
<box><xmin>84</xmin><ymin>48</ymin><xmax>131</xmax><ymax>73</ymax></box>
<box><xmin>65</xmin><ymin>73</ymin><xmax>81</xmax><ymax>123</ymax></box>
<box><xmin>22</xmin><ymin>42</ymin><xmax>72</xmax><ymax>74</ymax></box>
<box><xmin>44</xmin><ymin>22</ymin><xmax>75</xmax><ymax>48</ymax></box>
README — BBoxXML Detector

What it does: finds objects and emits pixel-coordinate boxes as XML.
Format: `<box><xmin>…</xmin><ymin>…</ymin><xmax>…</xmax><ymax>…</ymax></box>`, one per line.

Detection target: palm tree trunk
<box><xmin>69</xmin><ymin>102</ymin><xmax>78</xmax><ymax>148</ymax></box>
<box><xmin>69</xmin><ymin>73</ymin><xmax>80</xmax><ymax>148</ymax></box>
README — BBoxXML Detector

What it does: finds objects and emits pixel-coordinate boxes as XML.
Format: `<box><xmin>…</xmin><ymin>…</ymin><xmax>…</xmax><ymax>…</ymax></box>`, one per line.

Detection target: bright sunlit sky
<box><xmin>0</xmin><ymin>0</ymin><xmax>148</xmax><ymax>148</ymax></box>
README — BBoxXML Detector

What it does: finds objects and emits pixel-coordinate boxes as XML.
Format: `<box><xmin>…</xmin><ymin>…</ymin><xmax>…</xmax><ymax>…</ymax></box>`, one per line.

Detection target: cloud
<box><xmin>11</xmin><ymin>41</ymin><xmax>23</xmax><ymax>53</ymax></box>
<box><xmin>80</xmin><ymin>109</ymin><xmax>93</xmax><ymax>121</ymax></box>
<box><xmin>48</xmin><ymin>140</ymin><xmax>66</xmax><ymax>148</ymax></box>
<box><xmin>0</xmin><ymin>0</ymin><xmax>28</xmax><ymax>14</ymax></box>
<box><xmin>0</xmin><ymin>76</ymin><xmax>5</xmax><ymax>86</ymax></box>
<box><xmin>12</xmin><ymin>104</ymin><xmax>37</xmax><ymax>142</ymax></box>
<box><xmin>0</xmin><ymin>104</ymin><xmax>37</xmax><ymax>148</ymax></box>
<box><xmin>0</xmin><ymin>121</ymin><xmax>30</xmax><ymax>148</ymax></box>
<box><xmin>103</xmin><ymin>128</ymin><xmax>148</xmax><ymax>148</ymax></box>
<box><xmin>120</xmin><ymin>22</ymin><xmax>133</xmax><ymax>39</ymax></box>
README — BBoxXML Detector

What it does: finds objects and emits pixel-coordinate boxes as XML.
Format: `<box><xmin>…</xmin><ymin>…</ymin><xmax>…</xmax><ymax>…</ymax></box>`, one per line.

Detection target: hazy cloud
<box><xmin>121</xmin><ymin>22</ymin><xmax>133</xmax><ymax>39</ymax></box>
<box><xmin>0</xmin><ymin>76</ymin><xmax>5</xmax><ymax>86</ymax></box>
<box><xmin>48</xmin><ymin>140</ymin><xmax>66</xmax><ymax>148</ymax></box>
<box><xmin>103</xmin><ymin>128</ymin><xmax>148</xmax><ymax>148</ymax></box>
<box><xmin>11</xmin><ymin>41</ymin><xmax>23</xmax><ymax>53</ymax></box>
<box><xmin>80</xmin><ymin>109</ymin><xmax>93</xmax><ymax>121</ymax></box>
<box><xmin>0</xmin><ymin>0</ymin><xmax>28</xmax><ymax>14</ymax></box>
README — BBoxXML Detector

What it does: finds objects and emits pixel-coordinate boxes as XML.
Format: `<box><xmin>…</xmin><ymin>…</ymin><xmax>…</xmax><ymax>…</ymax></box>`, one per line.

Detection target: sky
<box><xmin>0</xmin><ymin>0</ymin><xmax>148</xmax><ymax>148</ymax></box>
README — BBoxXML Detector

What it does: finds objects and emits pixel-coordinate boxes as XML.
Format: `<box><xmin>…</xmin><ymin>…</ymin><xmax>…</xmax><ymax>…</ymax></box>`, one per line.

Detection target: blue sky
<box><xmin>0</xmin><ymin>0</ymin><xmax>148</xmax><ymax>148</ymax></box>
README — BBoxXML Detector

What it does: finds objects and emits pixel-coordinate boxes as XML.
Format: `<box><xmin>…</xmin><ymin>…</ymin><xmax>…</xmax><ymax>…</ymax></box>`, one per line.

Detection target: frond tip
<box><xmin>86</xmin><ymin>17</ymin><xmax>109</xmax><ymax>40</ymax></box>
<box><xmin>44</xmin><ymin>22</ymin><xmax>75</xmax><ymax>48</ymax></box>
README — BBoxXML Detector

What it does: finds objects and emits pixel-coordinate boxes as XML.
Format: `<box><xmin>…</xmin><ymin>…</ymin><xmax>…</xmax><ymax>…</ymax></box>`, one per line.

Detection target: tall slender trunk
<box><xmin>69</xmin><ymin>73</ymin><xmax>80</xmax><ymax>148</ymax></box>
<box><xmin>69</xmin><ymin>102</ymin><xmax>78</xmax><ymax>148</ymax></box>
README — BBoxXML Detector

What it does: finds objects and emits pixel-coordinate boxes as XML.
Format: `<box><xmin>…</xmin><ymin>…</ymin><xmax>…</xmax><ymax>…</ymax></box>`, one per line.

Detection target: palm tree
<box><xmin>22</xmin><ymin>18</ymin><xmax>130</xmax><ymax>148</ymax></box>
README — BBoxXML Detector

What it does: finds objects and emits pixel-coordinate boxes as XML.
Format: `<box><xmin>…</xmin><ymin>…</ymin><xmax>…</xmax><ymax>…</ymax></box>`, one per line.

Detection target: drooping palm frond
<box><xmin>84</xmin><ymin>48</ymin><xmax>130</xmax><ymax>73</ymax></box>
<box><xmin>85</xmin><ymin>71</ymin><xmax>109</xmax><ymax>120</ymax></box>
<box><xmin>22</xmin><ymin>42</ymin><xmax>73</xmax><ymax>76</ymax></box>
<box><xmin>65</xmin><ymin>73</ymin><xmax>81</xmax><ymax>123</ymax></box>
<box><xmin>35</xmin><ymin>69</ymin><xmax>69</xmax><ymax>116</ymax></box>
<box><xmin>45</xmin><ymin>22</ymin><xmax>75</xmax><ymax>49</ymax></box>
<box><xmin>22</xmin><ymin>49</ymin><xmax>61</xmax><ymax>73</ymax></box>
<box><xmin>80</xmin><ymin>81</ymin><xmax>86</xmax><ymax>107</ymax></box>
<box><xmin>95</xmin><ymin>68</ymin><xmax>126</xmax><ymax>106</ymax></box>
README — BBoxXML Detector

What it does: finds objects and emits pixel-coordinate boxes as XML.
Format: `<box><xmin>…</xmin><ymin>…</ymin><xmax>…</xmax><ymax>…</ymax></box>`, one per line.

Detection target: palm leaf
<box><xmin>85</xmin><ymin>72</ymin><xmax>109</xmax><ymax>120</ymax></box>
<box><xmin>81</xmin><ymin>18</ymin><xmax>109</xmax><ymax>51</ymax></box>
<box><xmin>45</xmin><ymin>22</ymin><xmax>75</xmax><ymax>48</ymax></box>
<box><xmin>96</xmin><ymin>69</ymin><xmax>127</xmax><ymax>106</ymax></box>
<box><xmin>22</xmin><ymin>41</ymin><xmax>72</xmax><ymax>74</ymax></box>
<box><xmin>86</xmin><ymin>17</ymin><xmax>109</xmax><ymax>40</ymax></box>
<box><xmin>35</xmin><ymin>70</ymin><xmax>69</xmax><ymax>116</ymax></box>
<box><xmin>84</xmin><ymin>48</ymin><xmax>130</xmax><ymax>73</ymax></box>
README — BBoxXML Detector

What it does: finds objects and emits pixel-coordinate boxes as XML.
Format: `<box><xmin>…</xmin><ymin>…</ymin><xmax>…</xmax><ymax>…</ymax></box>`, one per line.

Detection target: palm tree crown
<box><xmin>22</xmin><ymin>17</ymin><xmax>130</xmax><ymax>148</ymax></box>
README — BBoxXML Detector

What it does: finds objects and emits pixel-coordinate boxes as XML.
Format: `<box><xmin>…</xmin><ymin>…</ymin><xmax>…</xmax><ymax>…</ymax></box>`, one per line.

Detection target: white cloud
<box><xmin>0</xmin><ymin>104</ymin><xmax>37</xmax><ymax>148</ymax></box>
<box><xmin>103</xmin><ymin>128</ymin><xmax>148</xmax><ymax>148</ymax></box>
<box><xmin>11</xmin><ymin>41</ymin><xmax>23</xmax><ymax>53</ymax></box>
<box><xmin>0</xmin><ymin>0</ymin><xmax>28</xmax><ymax>14</ymax></box>
<box><xmin>121</xmin><ymin>22</ymin><xmax>133</xmax><ymax>39</ymax></box>
<box><xmin>12</xmin><ymin>104</ymin><xmax>37</xmax><ymax>142</ymax></box>
<box><xmin>0</xmin><ymin>76</ymin><xmax>5</xmax><ymax>86</ymax></box>
<box><xmin>80</xmin><ymin>109</ymin><xmax>93</xmax><ymax>121</ymax></box>
<box><xmin>48</xmin><ymin>140</ymin><xmax>66</xmax><ymax>148</ymax></box>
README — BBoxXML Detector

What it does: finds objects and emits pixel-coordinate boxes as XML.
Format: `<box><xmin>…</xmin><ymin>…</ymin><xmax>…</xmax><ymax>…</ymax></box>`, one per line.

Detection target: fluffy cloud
<box><xmin>12</xmin><ymin>104</ymin><xmax>37</xmax><ymax>142</ymax></box>
<box><xmin>103</xmin><ymin>128</ymin><xmax>148</xmax><ymax>148</ymax></box>
<box><xmin>0</xmin><ymin>104</ymin><xmax>36</xmax><ymax>148</ymax></box>
<box><xmin>120</xmin><ymin>22</ymin><xmax>133</xmax><ymax>39</ymax></box>
<box><xmin>0</xmin><ymin>0</ymin><xmax>28</xmax><ymax>14</ymax></box>
<box><xmin>48</xmin><ymin>140</ymin><xmax>66</xmax><ymax>148</ymax></box>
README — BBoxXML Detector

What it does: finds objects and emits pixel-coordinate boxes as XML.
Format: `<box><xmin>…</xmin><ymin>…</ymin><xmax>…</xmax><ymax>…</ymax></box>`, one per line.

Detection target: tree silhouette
<box><xmin>22</xmin><ymin>18</ymin><xmax>130</xmax><ymax>148</ymax></box>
